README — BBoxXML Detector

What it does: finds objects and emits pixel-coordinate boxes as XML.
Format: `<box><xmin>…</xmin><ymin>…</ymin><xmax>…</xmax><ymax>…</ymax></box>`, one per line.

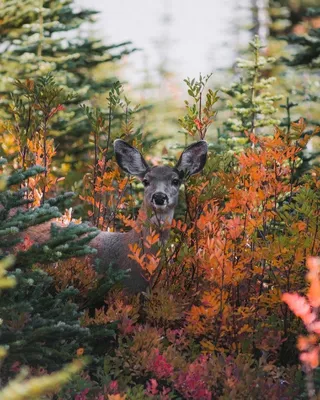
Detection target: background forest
<box><xmin>0</xmin><ymin>0</ymin><xmax>320</xmax><ymax>399</ymax></box>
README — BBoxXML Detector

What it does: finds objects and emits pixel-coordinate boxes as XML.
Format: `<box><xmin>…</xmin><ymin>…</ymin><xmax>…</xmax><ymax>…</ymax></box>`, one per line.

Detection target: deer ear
<box><xmin>114</xmin><ymin>139</ymin><xmax>149</xmax><ymax>178</ymax></box>
<box><xmin>175</xmin><ymin>140</ymin><xmax>208</xmax><ymax>177</ymax></box>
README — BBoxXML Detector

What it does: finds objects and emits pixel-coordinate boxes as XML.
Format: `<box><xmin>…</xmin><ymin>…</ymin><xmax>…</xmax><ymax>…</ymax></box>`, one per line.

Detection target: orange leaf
<box><xmin>300</xmin><ymin>347</ymin><xmax>319</xmax><ymax>369</ymax></box>
<box><xmin>307</xmin><ymin>257</ymin><xmax>320</xmax><ymax>308</ymax></box>
<box><xmin>282</xmin><ymin>293</ymin><xmax>316</xmax><ymax>325</ymax></box>
<box><xmin>76</xmin><ymin>348</ymin><xmax>84</xmax><ymax>356</ymax></box>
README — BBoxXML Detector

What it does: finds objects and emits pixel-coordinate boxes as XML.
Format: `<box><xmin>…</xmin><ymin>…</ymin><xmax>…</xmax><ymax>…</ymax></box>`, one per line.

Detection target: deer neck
<box><xmin>130</xmin><ymin>206</ymin><xmax>174</xmax><ymax>244</ymax></box>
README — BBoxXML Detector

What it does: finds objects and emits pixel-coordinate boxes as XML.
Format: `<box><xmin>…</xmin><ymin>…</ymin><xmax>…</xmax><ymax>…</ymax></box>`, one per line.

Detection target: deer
<box><xmin>89</xmin><ymin>139</ymin><xmax>208</xmax><ymax>292</ymax></box>
<box><xmin>19</xmin><ymin>139</ymin><xmax>208</xmax><ymax>293</ymax></box>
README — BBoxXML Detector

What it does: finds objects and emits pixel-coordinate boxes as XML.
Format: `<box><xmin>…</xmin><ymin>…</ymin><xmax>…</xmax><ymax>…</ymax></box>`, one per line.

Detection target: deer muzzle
<box><xmin>152</xmin><ymin>192</ymin><xmax>169</xmax><ymax>206</ymax></box>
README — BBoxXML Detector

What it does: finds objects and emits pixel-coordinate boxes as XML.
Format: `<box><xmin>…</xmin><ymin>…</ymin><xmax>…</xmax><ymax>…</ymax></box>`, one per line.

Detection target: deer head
<box><xmin>114</xmin><ymin>139</ymin><xmax>208</xmax><ymax>225</ymax></box>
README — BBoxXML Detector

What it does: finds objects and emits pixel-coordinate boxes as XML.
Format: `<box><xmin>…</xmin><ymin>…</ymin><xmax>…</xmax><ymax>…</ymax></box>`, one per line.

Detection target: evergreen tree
<box><xmin>279</xmin><ymin>5</ymin><xmax>320</xmax><ymax>167</ymax></box>
<box><xmin>283</xmin><ymin>8</ymin><xmax>320</xmax><ymax>68</ymax></box>
<box><xmin>267</xmin><ymin>2</ymin><xmax>320</xmax><ymax>127</ymax></box>
<box><xmin>0</xmin><ymin>0</ymin><xmax>136</xmax><ymax>175</ymax></box>
<box><xmin>220</xmin><ymin>35</ymin><xmax>283</xmax><ymax>146</ymax></box>
<box><xmin>0</xmin><ymin>167</ymin><xmax>88</xmax><ymax>398</ymax></box>
<box><xmin>0</xmin><ymin>162</ymin><xmax>98</xmax><ymax>378</ymax></box>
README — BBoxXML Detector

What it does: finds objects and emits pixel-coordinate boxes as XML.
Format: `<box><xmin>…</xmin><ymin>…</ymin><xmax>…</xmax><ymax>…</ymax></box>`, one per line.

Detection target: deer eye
<box><xmin>142</xmin><ymin>178</ymin><xmax>150</xmax><ymax>187</ymax></box>
<box><xmin>172</xmin><ymin>178</ymin><xmax>180</xmax><ymax>186</ymax></box>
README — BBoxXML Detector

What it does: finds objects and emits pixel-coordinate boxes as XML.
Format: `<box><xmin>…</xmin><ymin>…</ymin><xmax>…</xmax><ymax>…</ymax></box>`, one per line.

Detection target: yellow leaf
<box><xmin>108</xmin><ymin>395</ymin><xmax>126</xmax><ymax>400</ymax></box>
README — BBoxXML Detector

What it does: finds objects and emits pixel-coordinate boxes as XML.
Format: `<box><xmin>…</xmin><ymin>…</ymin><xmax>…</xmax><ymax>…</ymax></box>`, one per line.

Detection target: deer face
<box><xmin>141</xmin><ymin>165</ymin><xmax>182</xmax><ymax>213</ymax></box>
<box><xmin>114</xmin><ymin>139</ymin><xmax>208</xmax><ymax>218</ymax></box>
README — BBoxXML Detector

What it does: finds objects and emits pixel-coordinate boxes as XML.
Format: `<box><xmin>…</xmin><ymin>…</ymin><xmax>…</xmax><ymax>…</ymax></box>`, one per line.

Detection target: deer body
<box><xmin>90</xmin><ymin>224</ymin><xmax>166</xmax><ymax>292</ymax></box>
<box><xmin>89</xmin><ymin>140</ymin><xmax>208</xmax><ymax>292</ymax></box>
<box><xmin>90</xmin><ymin>230</ymin><xmax>145</xmax><ymax>291</ymax></box>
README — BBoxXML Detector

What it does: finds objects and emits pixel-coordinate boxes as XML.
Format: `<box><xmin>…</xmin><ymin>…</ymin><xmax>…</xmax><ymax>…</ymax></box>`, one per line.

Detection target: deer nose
<box><xmin>152</xmin><ymin>192</ymin><xmax>168</xmax><ymax>206</ymax></box>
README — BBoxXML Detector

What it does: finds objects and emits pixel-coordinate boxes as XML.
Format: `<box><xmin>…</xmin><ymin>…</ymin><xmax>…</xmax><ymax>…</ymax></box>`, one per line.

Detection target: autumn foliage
<box><xmin>67</xmin><ymin>113</ymin><xmax>319</xmax><ymax>398</ymax></box>
<box><xmin>1</xmin><ymin>73</ymin><xmax>320</xmax><ymax>399</ymax></box>
<box><xmin>82</xmin><ymin>109</ymin><xmax>318</xmax><ymax>398</ymax></box>
<box><xmin>282</xmin><ymin>257</ymin><xmax>320</xmax><ymax>399</ymax></box>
